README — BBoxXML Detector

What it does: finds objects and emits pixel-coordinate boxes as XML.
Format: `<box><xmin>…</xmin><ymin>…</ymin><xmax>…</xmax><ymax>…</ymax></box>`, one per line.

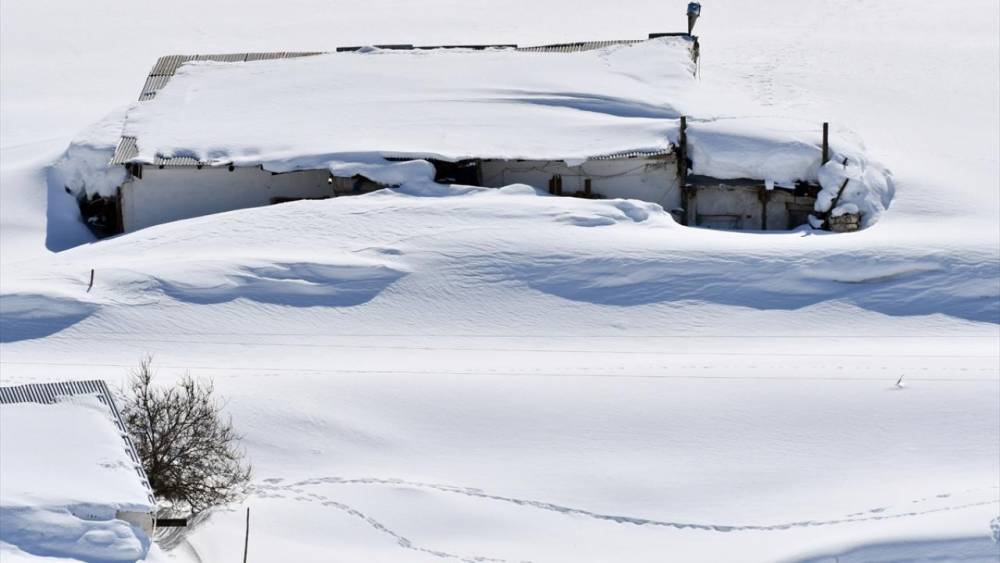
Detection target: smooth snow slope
<box><xmin>1</xmin><ymin>1</ymin><xmax>999</xmax><ymax>562</ymax></box>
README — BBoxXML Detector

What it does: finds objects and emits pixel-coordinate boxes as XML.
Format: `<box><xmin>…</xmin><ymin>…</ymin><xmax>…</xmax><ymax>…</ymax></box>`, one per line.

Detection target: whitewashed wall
<box><xmin>121</xmin><ymin>167</ymin><xmax>334</xmax><ymax>232</ymax></box>
<box><xmin>689</xmin><ymin>186</ymin><xmax>813</xmax><ymax>230</ymax></box>
<box><xmin>121</xmin><ymin>158</ymin><xmax>683</xmax><ymax>232</ymax></box>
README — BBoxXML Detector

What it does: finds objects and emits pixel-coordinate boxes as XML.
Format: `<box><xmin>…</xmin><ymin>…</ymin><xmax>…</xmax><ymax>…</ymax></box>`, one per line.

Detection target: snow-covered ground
<box><xmin>1</xmin><ymin>1</ymin><xmax>998</xmax><ymax>562</ymax></box>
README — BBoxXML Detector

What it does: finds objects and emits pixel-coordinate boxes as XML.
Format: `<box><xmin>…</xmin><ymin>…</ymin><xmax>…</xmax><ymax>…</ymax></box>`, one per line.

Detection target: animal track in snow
<box><xmin>249</xmin><ymin>481</ymin><xmax>521</xmax><ymax>563</ymax></box>
<box><xmin>255</xmin><ymin>476</ymin><xmax>1000</xmax><ymax>534</ymax></box>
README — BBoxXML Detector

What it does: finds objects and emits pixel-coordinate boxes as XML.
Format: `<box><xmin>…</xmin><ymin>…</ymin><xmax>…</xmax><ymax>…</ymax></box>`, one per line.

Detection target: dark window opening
<box><xmin>430</xmin><ymin>159</ymin><xmax>482</xmax><ymax>185</ymax></box>
<box><xmin>76</xmin><ymin>191</ymin><xmax>121</xmax><ymax>237</ymax></box>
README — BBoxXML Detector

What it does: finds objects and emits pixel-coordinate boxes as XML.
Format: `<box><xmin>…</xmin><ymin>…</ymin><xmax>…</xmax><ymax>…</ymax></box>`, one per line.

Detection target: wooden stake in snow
<box><xmin>243</xmin><ymin>507</ymin><xmax>250</xmax><ymax>563</ymax></box>
<box><xmin>822</xmin><ymin>122</ymin><xmax>830</xmax><ymax>165</ymax></box>
<box><xmin>86</xmin><ymin>269</ymin><xmax>95</xmax><ymax>293</ymax></box>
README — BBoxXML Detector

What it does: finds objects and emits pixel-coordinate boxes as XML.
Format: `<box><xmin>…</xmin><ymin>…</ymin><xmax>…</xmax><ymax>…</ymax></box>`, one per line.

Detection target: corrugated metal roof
<box><xmin>153</xmin><ymin>155</ymin><xmax>202</xmax><ymax>167</ymax></box>
<box><xmin>139</xmin><ymin>75</ymin><xmax>171</xmax><ymax>100</ymax></box>
<box><xmin>245</xmin><ymin>51</ymin><xmax>322</xmax><ymax>61</ymax></box>
<box><xmin>111</xmin><ymin>137</ymin><xmax>211</xmax><ymax>168</ymax></box>
<box><xmin>516</xmin><ymin>39</ymin><xmax>643</xmax><ymax>53</ymax></box>
<box><xmin>0</xmin><ymin>379</ymin><xmax>113</xmax><ymax>406</ymax></box>
<box><xmin>140</xmin><ymin>52</ymin><xmax>325</xmax><ymax>101</ymax></box>
<box><xmin>0</xmin><ymin>380</ymin><xmax>155</xmax><ymax>505</ymax></box>
<box><xmin>110</xmin><ymin>136</ymin><xmax>139</xmax><ymax>165</ymax></box>
<box><xmin>149</xmin><ymin>54</ymin><xmax>194</xmax><ymax>76</ymax></box>
<box><xmin>193</xmin><ymin>53</ymin><xmax>246</xmax><ymax>63</ymax></box>
<box><xmin>589</xmin><ymin>147</ymin><xmax>674</xmax><ymax>160</ymax></box>
<box><xmin>418</xmin><ymin>44</ymin><xmax>517</xmax><ymax>51</ymax></box>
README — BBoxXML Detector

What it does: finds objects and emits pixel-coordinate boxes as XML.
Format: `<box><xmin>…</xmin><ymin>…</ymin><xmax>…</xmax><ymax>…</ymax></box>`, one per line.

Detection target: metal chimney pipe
<box><xmin>687</xmin><ymin>2</ymin><xmax>701</xmax><ymax>35</ymax></box>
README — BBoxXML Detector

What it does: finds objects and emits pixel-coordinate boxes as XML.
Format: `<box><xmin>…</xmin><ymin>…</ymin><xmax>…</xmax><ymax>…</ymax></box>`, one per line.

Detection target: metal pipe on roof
<box><xmin>687</xmin><ymin>2</ymin><xmax>701</xmax><ymax>35</ymax></box>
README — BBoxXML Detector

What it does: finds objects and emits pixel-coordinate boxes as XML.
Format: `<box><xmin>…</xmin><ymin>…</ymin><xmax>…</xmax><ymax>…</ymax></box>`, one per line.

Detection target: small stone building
<box><xmin>77</xmin><ymin>27</ymin><xmax>825</xmax><ymax>235</ymax></box>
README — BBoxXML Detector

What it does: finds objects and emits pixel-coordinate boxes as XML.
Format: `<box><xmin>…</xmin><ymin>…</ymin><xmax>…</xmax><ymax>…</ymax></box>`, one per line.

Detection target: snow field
<box><xmin>1</xmin><ymin>0</ymin><xmax>998</xmax><ymax>561</ymax></box>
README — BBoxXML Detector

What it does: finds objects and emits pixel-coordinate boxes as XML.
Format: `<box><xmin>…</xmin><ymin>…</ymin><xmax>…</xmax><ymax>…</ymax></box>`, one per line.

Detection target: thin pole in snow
<box><xmin>86</xmin><ymin>269</ymin><xmax>95</xmax><ymax>293</ymax></box>
<box><xmin>242</xmin><ymin>507</ymin><xmax>250</xmax><ymax>563</ymax></box>
<box><xmin>822</xmin><ymin>122</ymin><xmax>829</xmax><ymax>165</ymax></box>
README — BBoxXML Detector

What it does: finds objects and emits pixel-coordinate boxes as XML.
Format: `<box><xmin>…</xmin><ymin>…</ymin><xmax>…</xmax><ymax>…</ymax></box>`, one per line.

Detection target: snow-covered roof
<box><xmin>0</xmin><ymin>381</ymin><xmax>154</xmax><ymax>512</ymax></box>
<box><xmin>112</xmin><ymin>36</ymin><xmax>698</xmax><ymax>170</ymax></box>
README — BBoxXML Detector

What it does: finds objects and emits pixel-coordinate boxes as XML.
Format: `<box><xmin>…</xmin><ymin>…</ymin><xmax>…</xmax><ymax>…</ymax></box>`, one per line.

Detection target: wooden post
<box><xmin>758</xmin><ymin>187</ymin><xmax>769</xmax><ymax>230</ymax></box>
<box><xmin>86</xmin><ymin>269</ymin><xmax>95</xmax><ymax>293</ymax></box>
<box><xmin>822</xmin><ymin>122</ymin><xmax>829</xmax><ymax>165</ymax></box>
<box><xmin>242</xmin><ymin>507</ymin><xmax>250</xmax><ymax>563</ymax></box>
<box><xmin>114</xmin><ymin>186</ymin><xmax>124</xmax><ymax>234</ymax></box>
<box><xmin>679</xmin><ymin>117</ymin><xmax>689</xmax><ymax>183</ymax></box>
<box><xmin>678</xmin><ymin>116</ymin><xmax>691</xmax><ymax>225</ymax></box>
<box><xmin>827</xmin><ymin>157</ymin><xmax>851</xmax><ymax>213</ymax></box>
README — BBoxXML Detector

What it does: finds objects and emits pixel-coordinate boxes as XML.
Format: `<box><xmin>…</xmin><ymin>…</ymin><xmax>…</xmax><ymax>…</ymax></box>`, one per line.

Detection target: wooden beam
<box><xmin>758</xmin><ymin>187</ymin><xmax>770</xmax><ymax>230</ymax></box>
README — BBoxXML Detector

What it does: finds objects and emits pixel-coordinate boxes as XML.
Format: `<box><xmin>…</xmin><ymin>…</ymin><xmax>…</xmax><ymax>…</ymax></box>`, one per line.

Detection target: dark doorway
<box><xmin>430</xmin><ymin>159</ymin><xmax>482</xmax><ymax>185</ymax></box>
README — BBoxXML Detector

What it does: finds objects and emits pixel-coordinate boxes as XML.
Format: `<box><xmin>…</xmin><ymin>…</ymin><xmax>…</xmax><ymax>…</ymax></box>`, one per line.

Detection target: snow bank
<box><xmin>49</xmin><ymin>108</ymin><xmax>128</xmax><ymax>199</ymax></box>
<box><xmin>0</xmin><ymin>506</ymin><xmax>148</xmax><ymax>562</ymax></box>
<box><xmin>816</xmin><ymin>154</ymin><xmax>894</xmax><ymax>228</ymax></box>
<box><xmin>0</xmin><ymin>397</ymin><xmax>153</xmax><ymax>561</ymax></box>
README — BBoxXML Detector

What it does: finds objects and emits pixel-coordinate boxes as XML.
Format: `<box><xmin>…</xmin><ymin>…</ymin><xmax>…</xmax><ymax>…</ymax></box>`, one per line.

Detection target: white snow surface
<box><xmin>0</xmin><ymin>396</ymin><xmax>150</xmax><ymax>510</ymax></box>
<box><xmin>2</xmin><ymin>1</ymin><xmax>999</xmax><ymax>562</ymax></box>
<box><xmin>0</xmin><ymin>397</ymin><xmax>154</xmax><ymax>562</ymax></box>
<box><xmin>124</xmin><ymin>39</ymin><xmax>694</xmax><ymax>167</ymax></box>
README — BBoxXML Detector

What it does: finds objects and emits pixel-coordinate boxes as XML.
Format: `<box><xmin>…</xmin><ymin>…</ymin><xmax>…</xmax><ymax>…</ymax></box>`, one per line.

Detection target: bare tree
<box><xmin>121</xmin><ymin>356</ymin><xmax>251</xmax><ymax>514</ymax></box>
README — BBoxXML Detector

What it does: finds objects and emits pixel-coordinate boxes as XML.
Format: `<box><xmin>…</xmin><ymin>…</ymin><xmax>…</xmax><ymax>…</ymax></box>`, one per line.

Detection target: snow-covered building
<box><xmin>0</xmin><ymin>380</ymin><xmax>156</xmax><ymax>562</ymax></box>
<box><xmin>89</xmin><ymin>34</ymin><xmax>700</xmax><ymax>234</ymax></box>
<box><xmin>64</xmin><ymin>24</ymin><xmax>886</xmax><ymax>235</ymax></box>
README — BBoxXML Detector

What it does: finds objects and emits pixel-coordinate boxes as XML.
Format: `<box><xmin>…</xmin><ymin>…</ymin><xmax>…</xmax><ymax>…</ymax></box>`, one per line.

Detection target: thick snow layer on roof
<box><xmin>685</xmin><ymin>117</ymin><xmax>894</xmax><ymax>227</ymax></box>
<box><xmin>123</xmin><ymin>39</ymin><xmax>696</xmax><ymax>167</ymax></box>
<box><xmin>0</xmin><ymin>396</ymin><xmax>151</xmax><ymax>512</ymax></box>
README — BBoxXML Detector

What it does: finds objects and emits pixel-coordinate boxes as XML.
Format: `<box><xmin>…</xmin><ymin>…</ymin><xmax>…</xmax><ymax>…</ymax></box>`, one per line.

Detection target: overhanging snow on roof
<box><xmin>113</xmin><ymin>35</ymin><xmax>696</xmax><ymax>170</ymax></box>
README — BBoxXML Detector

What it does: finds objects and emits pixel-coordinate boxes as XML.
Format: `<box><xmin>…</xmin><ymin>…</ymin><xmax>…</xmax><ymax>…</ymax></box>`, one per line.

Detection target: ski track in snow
<box><xmin>253</xmin><ymin>477</ymin><xmax>1000</xmax><ymax>534</ymax></box>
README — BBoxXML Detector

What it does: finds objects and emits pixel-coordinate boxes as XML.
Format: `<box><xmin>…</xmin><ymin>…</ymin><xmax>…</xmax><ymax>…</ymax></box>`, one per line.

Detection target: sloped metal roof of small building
<box><xmin>138</xmin><ymin>51</ymin><xmax>324</xmax><ymax>101</ymax></box>
<box><xmin>113</xmin><ymin>33</ymin><xmax>694</xmax><ymax>168</ymax></box>
<box><xmin>0</xmin><ymin>380</ymin><xmax>155</xmax><ymax>505</ymax></box>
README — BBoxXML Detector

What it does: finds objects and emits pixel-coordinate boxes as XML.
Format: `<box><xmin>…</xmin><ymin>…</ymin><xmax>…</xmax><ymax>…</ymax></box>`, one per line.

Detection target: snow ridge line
<box><xmin>273</xmin><ymin>477</ymin><xmax>1000</xmax><ymax>533</ymax></box>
